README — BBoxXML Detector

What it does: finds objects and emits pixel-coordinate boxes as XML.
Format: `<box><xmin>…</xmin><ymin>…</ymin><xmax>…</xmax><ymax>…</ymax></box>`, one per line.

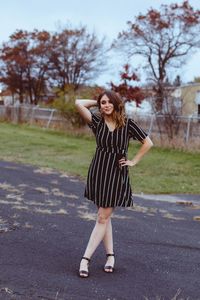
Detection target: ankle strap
<box><xmin>106</xmin><ymin>253</ymin><xmax>115</xmax><ymax>257</ymax></box>
<box><xmin>82</xmin><ymin>256</ymin><xmax>91</xmax><ymax>262</ymax></box>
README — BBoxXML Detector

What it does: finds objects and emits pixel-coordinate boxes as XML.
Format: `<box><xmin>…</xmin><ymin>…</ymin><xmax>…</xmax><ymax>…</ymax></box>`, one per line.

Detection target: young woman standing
<box><xmin>75</xmin><ymin>90</ymin><xmax>153</xmax><ymax>278</ymax></box>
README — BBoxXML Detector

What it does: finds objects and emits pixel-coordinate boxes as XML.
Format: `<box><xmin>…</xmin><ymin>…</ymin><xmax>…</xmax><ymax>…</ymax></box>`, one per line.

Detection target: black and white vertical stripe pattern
<box><xmin>84</xmin><ymin>113</ymin><xmax>147</xmax><ymax>207</ymax></box>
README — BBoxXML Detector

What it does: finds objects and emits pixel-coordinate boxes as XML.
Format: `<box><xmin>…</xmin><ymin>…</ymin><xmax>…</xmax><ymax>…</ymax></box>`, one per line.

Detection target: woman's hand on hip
<box><xmin>119</xmin><ymin>158</ymin><xmax>137</xmax><ymax>167</ymax></box>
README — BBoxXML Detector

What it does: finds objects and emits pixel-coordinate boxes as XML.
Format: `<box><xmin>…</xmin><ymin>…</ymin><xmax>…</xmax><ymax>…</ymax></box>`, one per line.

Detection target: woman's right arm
<box><xmin>75</xmin><ymin>99</ymin><xmax>98</xmax><ymax>123</ymax></box>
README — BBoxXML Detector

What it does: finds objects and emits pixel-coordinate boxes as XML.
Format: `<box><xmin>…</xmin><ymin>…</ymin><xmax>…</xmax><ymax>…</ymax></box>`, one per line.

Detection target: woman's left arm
<box><xmin>119</xmin><ymin>136</ymin><xmax>153</xmax><ymax>167</ymax></box>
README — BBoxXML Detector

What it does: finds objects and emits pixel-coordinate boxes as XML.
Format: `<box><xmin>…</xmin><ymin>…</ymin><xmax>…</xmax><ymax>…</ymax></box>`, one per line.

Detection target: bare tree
<box><xmin>48</xmin><ymin>26</ymin><xmax>107</xmax><ymax>91</ymax></box>
<box><xmin>113</xmin><ymin>1</ymin><xmax>200</xmax><ymax>112</ymax></box>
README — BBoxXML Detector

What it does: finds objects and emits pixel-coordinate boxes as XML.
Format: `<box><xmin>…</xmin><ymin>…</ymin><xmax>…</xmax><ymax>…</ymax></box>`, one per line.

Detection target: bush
<box><xmin>51</xmin><ymin>88</ymin><xmax>85</xmax><ymax>127</ymax></box>
<box><xmin>50</xmin><ymin>84</ymin><xmax>104</xmax><ymax>127</ymax></box>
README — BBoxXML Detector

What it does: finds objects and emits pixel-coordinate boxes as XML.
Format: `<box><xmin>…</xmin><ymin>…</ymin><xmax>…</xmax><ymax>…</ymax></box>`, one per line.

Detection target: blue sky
<box><xmin>1</xmin><ymin>0</ymin><xmax>200</xmax><ymax>86</ymax></box>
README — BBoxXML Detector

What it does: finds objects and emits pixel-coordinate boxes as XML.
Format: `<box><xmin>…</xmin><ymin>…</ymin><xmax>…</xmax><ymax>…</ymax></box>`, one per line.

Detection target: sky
<box><xmin>0</xmin><ymin>0</ymin><xmax>200</xmax><ymax>87</ymax></box>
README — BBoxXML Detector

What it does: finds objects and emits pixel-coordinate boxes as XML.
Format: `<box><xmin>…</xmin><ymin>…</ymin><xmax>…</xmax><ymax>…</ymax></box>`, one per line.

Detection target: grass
<box><xmin>0</xmin><ymin>122</ymin><xmax>199</xmax><ymax>194</ymax></box>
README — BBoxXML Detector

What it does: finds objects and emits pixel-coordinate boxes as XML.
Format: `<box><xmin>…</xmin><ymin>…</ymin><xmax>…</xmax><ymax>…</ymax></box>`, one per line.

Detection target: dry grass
<box><xmin>151</xmin><ymin>134</ymin><xmax>200</xmax><ymax>152</ymax></box>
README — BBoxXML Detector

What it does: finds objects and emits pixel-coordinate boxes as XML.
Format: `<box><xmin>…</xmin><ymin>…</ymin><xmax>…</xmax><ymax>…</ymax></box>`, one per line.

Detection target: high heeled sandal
<box><xmin>104</xmin><ymin>253</ymin><xmax>115</xmax><ymax>273</ymax></box>
<box><xmin>79</xmin><ymin>256</ymin><xmax>90</xmax><ymax>278</ymax></box>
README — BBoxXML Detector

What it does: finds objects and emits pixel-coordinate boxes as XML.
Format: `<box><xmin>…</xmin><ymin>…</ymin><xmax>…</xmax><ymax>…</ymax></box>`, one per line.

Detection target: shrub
<box><xmin>51</xmin><ymin>87</ymin><xmax>85</xmax><ymax>127</ymax></box>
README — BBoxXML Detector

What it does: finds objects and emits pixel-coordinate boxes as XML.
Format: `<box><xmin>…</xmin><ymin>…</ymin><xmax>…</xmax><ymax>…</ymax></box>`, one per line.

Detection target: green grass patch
<box><xmin>0</xmin><ymin>122</ymin><xmax>199</xmax><ymax>194</ymax></box>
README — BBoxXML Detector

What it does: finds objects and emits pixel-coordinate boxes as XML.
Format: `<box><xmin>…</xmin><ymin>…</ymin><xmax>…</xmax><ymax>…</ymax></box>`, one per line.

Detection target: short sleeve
<box><xmin>128</xmin><ymin>118</ymin><xmax>148</xmax><ymax>142</ymax></box>
<box><xmin>87</xmin><ymin>112</ymin><xmax>102</xmax><ymax>135</ymax></box>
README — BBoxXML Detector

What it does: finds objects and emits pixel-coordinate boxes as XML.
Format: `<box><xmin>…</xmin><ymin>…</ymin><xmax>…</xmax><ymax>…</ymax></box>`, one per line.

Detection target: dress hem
<box><xmin>84</xmin><ymin>196</ymin><xmax>134</xmax><ymax>208</ymax></box>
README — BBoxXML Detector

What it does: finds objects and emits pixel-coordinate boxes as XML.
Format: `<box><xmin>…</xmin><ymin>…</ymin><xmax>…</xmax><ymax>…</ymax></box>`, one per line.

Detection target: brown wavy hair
<box><xmin>97</xmin><ymin>90</ymin><xmax>126</xmax><ymax>128</ymax></box>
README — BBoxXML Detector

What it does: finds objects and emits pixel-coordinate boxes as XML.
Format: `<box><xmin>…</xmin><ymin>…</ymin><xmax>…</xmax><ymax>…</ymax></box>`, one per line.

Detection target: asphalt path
<box><xmin>0</xmin><ymin>161</ymin><xmax>200</xmax><ymax>300</ymax></box>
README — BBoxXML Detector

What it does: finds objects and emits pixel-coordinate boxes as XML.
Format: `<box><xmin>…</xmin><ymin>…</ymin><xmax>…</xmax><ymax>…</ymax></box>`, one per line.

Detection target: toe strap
<box><xmin>82</xmin><ymin>256</ymin><xmax>91</xmax><ymax>262</ymax></box>
<box><xmin>106</xmin><ymin>253</ymin><xmax>115</xmax><ymax>257</ymax></box>
<box><xmin>104</xmin><ymin>266</ymin><xmax>113</xmax><ymax>270</ymax></box>
<box><xmin>80</xmin><ymin>270</ymin><xmax>89</xmax><ymax>275</ymax></box>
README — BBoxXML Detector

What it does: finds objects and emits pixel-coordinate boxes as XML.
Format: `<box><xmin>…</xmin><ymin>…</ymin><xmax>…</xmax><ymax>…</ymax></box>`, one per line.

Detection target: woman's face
<box><xmin>100</xmin><ymin>95</ymin><xmax>114</xmax><ymax>116</ymax></box>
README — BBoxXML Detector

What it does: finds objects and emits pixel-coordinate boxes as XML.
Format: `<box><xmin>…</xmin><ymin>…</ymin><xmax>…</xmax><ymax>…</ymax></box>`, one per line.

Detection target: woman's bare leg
<box><xmin>103</xmin><ymin>218</ymin><xmax>115</xmax><ymax>272</ymax></box>
<box><xmin>79</xmin><ymin>207</ymin><xmax>113</xmax><ymax>276</ymax></box>
<box><xmin>103</xmin><ymin>218</ymin><xmax>113</xmax><ymax>254</ymax></box>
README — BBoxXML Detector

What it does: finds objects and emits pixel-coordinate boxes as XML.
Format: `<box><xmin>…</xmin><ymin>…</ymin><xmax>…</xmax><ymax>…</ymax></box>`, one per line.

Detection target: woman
<box><xmin>75</xmin><ymin>90</ymin><xmax>153</xmax><ymax>278</ymax></box>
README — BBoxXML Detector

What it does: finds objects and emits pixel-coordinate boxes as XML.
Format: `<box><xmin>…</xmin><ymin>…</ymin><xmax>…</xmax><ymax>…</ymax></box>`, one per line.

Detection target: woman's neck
<box><xmin>103</xmin><ymin>115</ymin><xmax>115</xmax><ymax>123</ymax></box>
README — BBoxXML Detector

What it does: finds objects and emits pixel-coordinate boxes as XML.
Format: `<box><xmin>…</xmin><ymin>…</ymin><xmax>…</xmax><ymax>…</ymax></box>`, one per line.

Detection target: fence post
<box><xmin>148</xmin><ymin>114</ymin><xmax>154</xmax><ymax>136</ymax></box>
<box><xmin>185</xmin><ymin>115</ymin><xmax>192</xmax><ymax>144</ymax></box>
<box><xmin>30</xmin><ymin>106</ymin><xmax>37</xmax><ymax>125</ymax></box>
<box><xmin>46</xmin><ymin>109</ymin><xmax>55</xmax><ymax>129</ymax></box>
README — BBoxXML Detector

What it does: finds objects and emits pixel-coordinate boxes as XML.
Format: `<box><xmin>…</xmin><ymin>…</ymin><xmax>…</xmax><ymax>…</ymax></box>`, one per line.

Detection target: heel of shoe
<box><xmin>104</xmin><ymin>253</ymin><xmax>115</xmax><ymax>273</ymax></box>
<box><xmin>79</xmin><ymin>257</ymin><xmax>90</xmax><ymax>278</ymax></box>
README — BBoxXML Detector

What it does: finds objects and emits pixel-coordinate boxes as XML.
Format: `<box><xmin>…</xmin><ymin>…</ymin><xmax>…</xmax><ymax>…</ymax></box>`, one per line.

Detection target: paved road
<box><xmin>0</xmin><ymin>160</ymin><xmax>200</xmax><ymax>300</ymax></box>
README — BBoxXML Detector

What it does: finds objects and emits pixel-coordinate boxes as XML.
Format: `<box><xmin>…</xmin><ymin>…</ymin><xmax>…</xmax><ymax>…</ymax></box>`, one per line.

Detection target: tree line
<box><xmin>0</xmin><ymin>0</ymin><xmax>200</xmax><ymax>111</ymax></box>
<box><xmin>0</xmin><ymin>27</ymin><xmax>105</xmax><ymax>104</ymax></box>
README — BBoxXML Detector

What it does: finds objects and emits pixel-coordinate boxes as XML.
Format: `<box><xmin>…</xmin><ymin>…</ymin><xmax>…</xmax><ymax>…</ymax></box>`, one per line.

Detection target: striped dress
<box><xmin>84</xmin><ymin>113</ymin><xmax>148</xmax><ymax>207</ymax></box>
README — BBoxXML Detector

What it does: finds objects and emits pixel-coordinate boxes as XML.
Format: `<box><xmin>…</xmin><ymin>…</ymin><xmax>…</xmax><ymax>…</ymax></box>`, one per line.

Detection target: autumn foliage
<box><xmin>0</xmin><ymin>27</ymin><xmax>106</xmax><ymax>104</ymax></box>
<box><xmin>114</xmin><ymin>0</ymin><xmax>200</xmax><ymax>111</ymax></box>
<box><xmin>110</xmin><ymin>64</ymin><xmax>145</xmax><ymax>106</ymax></box>
<box><xmin>1</xmin><ymin>1</ymin><xmax>200</xmax><ymax>111</ymax></box>
<box><xmin>0</xmin><ymin>30</ymin><xmax>51</xmax><ymax>104</ymax></box>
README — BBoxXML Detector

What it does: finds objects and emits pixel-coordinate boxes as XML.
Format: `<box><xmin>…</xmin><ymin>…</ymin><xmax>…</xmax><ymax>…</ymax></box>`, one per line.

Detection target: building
<box><xmin>180</xmin><ymin>83</ymin><xmax>200</xmax><ymax>117</ymax></box>
<box><xmin>136</xmin><ymin>82</ymin><xmax>200</xmax><ymax>117</ymax></box>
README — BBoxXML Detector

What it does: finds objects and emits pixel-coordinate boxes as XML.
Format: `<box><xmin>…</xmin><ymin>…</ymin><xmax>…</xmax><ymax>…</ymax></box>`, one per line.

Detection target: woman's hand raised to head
<box><xmin>75</xmin><ymin>99</ymin><xmax>98</xmax><ymax>123</ymax></box>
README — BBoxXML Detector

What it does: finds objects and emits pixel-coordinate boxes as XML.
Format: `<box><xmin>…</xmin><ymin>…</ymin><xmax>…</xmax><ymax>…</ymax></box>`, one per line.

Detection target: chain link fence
<box><xmin>128</xmin><ymin>112</ymin><xmax>200</xmax><ymax>141</ymax></box>
<box><xmin>0</xmin><ymin>105</ymin><xmax>68</xmax><ymax>129</ymax></box>
<box><xmin>0</xmin><ymin>105</ymin><xmax>199</xmax><ymax>149</ymax></box>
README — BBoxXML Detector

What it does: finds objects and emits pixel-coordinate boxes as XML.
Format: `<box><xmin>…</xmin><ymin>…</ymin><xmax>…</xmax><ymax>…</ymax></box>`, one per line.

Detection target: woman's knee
<box><xmin>97</xmin><ymin>213</ymin><xmax>109</xmax><ymax>224</ymax></box>
<box><xmin>97</xmin><ymin>208</ymin><xmax>113</xmax><ymax>224</ymax></box>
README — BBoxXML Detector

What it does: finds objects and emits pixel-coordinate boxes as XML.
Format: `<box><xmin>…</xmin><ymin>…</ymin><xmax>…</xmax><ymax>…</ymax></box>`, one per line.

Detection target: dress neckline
<box><xmin>104</xmin><ymin>121</ymin><xmax>116</xmax><ymax>133</ymax></box>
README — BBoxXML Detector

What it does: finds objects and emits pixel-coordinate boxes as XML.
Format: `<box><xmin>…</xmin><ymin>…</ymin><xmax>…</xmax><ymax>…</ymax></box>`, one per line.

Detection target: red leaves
<box><xmin>110</xmin><ymin>65</ymin><xmax>144</xmax><ymax>106</ymax></box>
<box><xmin>0</xmin><ymin>29</ymin><xmax>52</xmax><ymax>104</ymax></box>
<box><xmin>114</xmin><ymin>1</ymin><xmax>200</xmax><ymax>112</ymax></box>
<box><xmin>182</xmin><ymin>0</ymin><xmax>190</xmax><ymax>10</ymax></box>
<box><xmin>10</xmin><ymin>30</ymin><xmax>29</xmax><ymax>41</ymax></box>
<box><xmin>183</xmin><ymin>14</ymin><xmax>199</xmax><ymax>25</ymax></box>
<box><xmin>148</xmin><ymin>9</ymin><xmax>161</xmax><ymax>24</ymax></box>
<box><xmin>121</xmin><ymin>72</ymin><xmax>139</xmax><ymax>81</ymax></box>
<box><xmin>128</xmin><ymin>0</ymin><xmax>200</xmax><ymax>35</ymax></box>
<box><xmin>131</xmin><ymin>24</ymin><xmax>145</xmax><ymax>36</ymax></box>
<box><xmin>0</xmin><ymin>26</ymin><xmax>106</xmax><ymax>104</ymax></box>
